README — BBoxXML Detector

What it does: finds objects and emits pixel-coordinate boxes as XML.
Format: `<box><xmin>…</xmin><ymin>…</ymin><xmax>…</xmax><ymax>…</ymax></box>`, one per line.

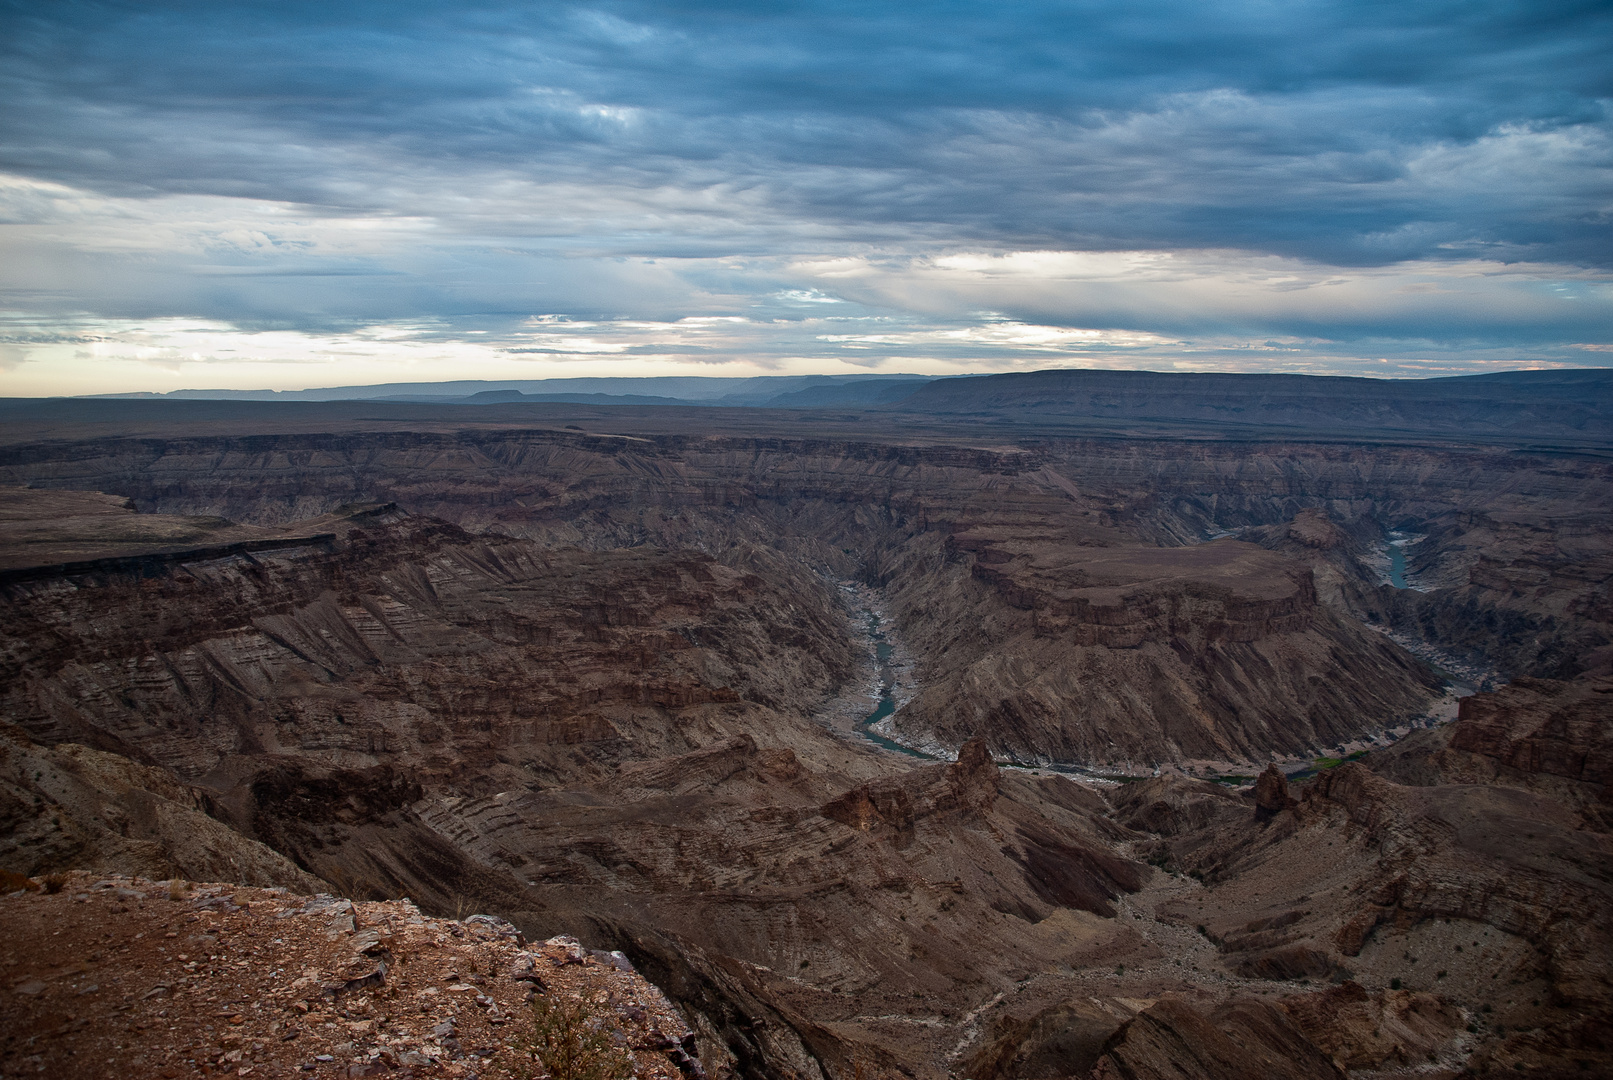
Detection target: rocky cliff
<box><xmin>1</xmin><ymin>871</ymin><xmax>704</xmax><ymax>1080</ymax></box>
<box><xmin>1094</xmin><ymin>671</ymin><xmax>1613</xmax><ymax>1077</ymax></box>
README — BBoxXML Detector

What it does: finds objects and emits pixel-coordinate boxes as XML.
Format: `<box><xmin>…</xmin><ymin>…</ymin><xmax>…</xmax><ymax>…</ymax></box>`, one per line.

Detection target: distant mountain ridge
<box><xmin>83</xmin><ymin>373</ymin><xmax>942</xmax><ymax>407</ymax></box>
<box><xmin>63</xmin><ymin>366</ymin><xmax>1613</xmax><ymax>444</ymax></box>
<box><xmin>887</xmin><ymin>367</ymin><xmax>1613</xmax><ymax>442</ymax></box>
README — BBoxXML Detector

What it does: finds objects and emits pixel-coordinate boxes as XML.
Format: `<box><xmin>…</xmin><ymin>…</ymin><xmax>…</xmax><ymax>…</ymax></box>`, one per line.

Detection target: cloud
<box><xmin>6</xmin><ymin>2</ymin><xmax>1610</xmax><ymax>260</ymax></box>
<box><xmin>0</xmin><ymin>1</ymin><xmax>1609</xmax><ymax>392</ymax></box>
<box><xmin>794</xmin><ymin>250</ymin><xmax>1613</xmax><ymax>343</ymax></box>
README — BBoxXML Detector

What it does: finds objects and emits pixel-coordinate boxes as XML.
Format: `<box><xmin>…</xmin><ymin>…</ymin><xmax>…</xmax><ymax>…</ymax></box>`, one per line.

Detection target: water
<box><xmin>855</xmin><ymin>611</ymin><xmax>937</xmax><ymax>760</ymax></box>
<box><xmin>1387</xmin><ymin>542</ymin><xmax>1408</xmax><ymax>589</ymax></box>
<box><xmin>1382</xmin><ymin>530</ymin><xmax>1425</xmax><ymax>590</ymax></box>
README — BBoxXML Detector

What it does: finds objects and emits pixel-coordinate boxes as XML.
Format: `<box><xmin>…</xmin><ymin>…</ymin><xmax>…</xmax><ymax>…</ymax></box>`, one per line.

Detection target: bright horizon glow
<box><xmin>4</xmin><ymin>303</ymin><xmax>1598</xmax><ymax>398</ymax></box>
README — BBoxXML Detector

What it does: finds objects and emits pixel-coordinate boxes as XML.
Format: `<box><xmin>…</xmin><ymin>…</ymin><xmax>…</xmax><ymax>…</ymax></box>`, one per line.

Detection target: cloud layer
<box><xmin>1</xmin><ymin>0</ymin><xmax>1609</xmax><ymax>392</ymax></box>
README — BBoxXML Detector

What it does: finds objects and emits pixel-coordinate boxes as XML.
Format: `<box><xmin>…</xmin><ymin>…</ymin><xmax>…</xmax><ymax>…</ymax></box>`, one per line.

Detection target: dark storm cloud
<box><xmin>3</xmin><ymin>0</ymin><xmax>1609</xmax><ymax>264</ymax></box>
<box><xmin>0</xmin><ymin>0</ymin><xmax>1610</xmax><ymax>390</ymax></box>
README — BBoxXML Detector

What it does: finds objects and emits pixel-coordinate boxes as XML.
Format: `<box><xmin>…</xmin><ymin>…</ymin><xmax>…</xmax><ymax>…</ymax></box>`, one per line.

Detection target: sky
<box><xmin>1</xmin><ymin>0</ymin><xmax>1610</xmax><ymax>396</ymax></box>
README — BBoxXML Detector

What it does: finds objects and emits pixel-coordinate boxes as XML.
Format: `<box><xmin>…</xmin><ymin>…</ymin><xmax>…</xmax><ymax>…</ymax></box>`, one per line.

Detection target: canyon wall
<box><xmin>2</xmin><ymin>400</ymin><xmax>1610</xmax><ymax>1078</ymax></box>
<box><xmin>8</xmin><ymin>424</ymin><xmax>1602</xmax><ymax>762</ymax></box>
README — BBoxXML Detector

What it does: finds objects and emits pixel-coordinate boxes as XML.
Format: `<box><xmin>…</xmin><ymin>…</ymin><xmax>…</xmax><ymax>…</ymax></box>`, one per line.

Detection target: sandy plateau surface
<box><xmin>1</xmin><ymin>873</ymin><xmax>700</xmax><ymax>1080</ymax></box>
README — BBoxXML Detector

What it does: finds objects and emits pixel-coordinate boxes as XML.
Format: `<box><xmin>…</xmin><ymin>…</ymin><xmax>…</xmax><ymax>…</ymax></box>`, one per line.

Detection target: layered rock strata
<box><xmin>1095</xmin><ymin>674</ymin><xmax>1613</xmax><ymax>1077</ymax></box>
<box><xmin>883</xmin><ymin>527</ymin><xmax>1442</xmax><ymax>763</ymax></box>
<box><xmin>2</xmin><ymin>403</ymin><xmax>1611</xmax><ymax>1078</ymax></box>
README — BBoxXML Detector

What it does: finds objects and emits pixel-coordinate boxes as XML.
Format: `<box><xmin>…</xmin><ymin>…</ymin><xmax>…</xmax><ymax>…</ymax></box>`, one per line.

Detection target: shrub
<box><xmin>1390</xmin><ymin>978</ymin><xmax>1402</xmax><ymax>990</ymax></box>
<box><xmin>0</xmin><ymin>869</ymin><xmax>40</xmax><ymax>893</ymax></box>
<box><xmin>511</xmin><ymin>993</ymin><xmax>634</xmax><ymax>1080</ymax></box>
<box><xmin>42</xmin><ymin>872</ymin><xmax>68</xmax><ymax>894</ymax></box>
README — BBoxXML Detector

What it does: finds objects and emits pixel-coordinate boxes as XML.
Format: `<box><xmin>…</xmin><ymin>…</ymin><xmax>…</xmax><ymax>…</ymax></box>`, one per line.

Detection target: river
<box><xmin>1388</xmin><ymin>541</ymin><xmax>1408</xmax><ymax>588</ymax></box>
<box><xmin>807</xmin><ymin>583</ymin><xmax>938</xmax><ymax>760</ymax></box>
<box><xmin>854</xmin><ymin>607</ymin><xmax>937</xmax><ymax>759</ymax></box>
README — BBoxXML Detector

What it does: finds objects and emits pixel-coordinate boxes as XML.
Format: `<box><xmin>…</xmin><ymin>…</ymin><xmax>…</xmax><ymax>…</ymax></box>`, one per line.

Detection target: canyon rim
<box><xmin>2</xmin><ymin>371</ymin><xmax>1610</xmax><ymax>1078</ymax></box>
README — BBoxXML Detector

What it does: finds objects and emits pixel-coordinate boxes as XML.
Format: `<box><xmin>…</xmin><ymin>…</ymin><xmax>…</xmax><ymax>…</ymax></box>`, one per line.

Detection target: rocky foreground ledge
<box><xmin>1</xmin><ymin>872</ymin><xmax>702</xmax><ymax>1079</ymax></box>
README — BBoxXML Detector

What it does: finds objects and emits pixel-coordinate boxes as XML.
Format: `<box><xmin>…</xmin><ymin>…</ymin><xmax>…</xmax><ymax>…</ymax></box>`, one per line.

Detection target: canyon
<box><xmin>2</xmin><ymin>373</ymin><xmax>1610</xmax><ymax>1079</ymax></box>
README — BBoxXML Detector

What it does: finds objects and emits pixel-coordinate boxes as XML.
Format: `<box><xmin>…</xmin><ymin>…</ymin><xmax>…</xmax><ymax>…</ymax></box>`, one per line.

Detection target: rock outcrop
<box><xmin>1113</xmin><ymin>679</ymin><xmax>1613</xmax><ymax>1075</ymax></box>
<box><xmin>0</xmin><ymin>724</ymin><xmax>322</xmax><ymax>891</ymax></box>
<box><xmin>1089</xmin><ymin>996</ymin><xmax>1347</xmax><ymax>1080</ymax></box>
<box><xmin>1277</xmin><ymin>980</ymin><xmax>1465</xmax><ymax>1071</ymax></box>
<box><xmin>0</xmin><ymin>871</ymin><xmax>702</xmax><ymax>1080</ymax></box>
<box><xmin>1252</xmin><ymin>764</ymin><xmax>1298</xmax><ymax>820</ymax></box>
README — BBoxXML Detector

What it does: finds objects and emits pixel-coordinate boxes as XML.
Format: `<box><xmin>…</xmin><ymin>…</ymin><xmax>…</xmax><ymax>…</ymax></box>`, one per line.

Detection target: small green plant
<box><xmin>512</xmin><ymin>993</ymin><xmax>634</xmax><ymax>1080</ymax></box>
<box><xmin>1390</xmin><ymin>977</ymin><xmax>1402</xmax><ymax>990</ymax></box>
